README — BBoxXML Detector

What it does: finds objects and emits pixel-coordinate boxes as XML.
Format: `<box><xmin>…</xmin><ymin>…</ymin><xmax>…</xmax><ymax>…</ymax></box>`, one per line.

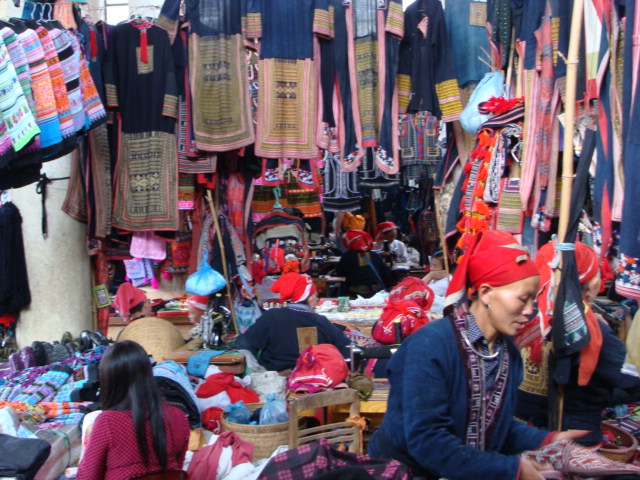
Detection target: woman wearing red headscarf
<box><xmin>516</xmin><ymin>241</ymin><xmax>640</xmax><ymax>446</ymax></box>
<box><xmin>235</xmin><ymin>273</ymin><xmax>349</xmax><ymax>372</ymax></box>
<box><xmin>368</xmin><ymin>231</ymin><xmax>586</xmax><ymax>480</ymax></box>
<box><xmin>335</xmin><ymin>230</ymin><xmax>393</xmax><ymax>297</ymax></box>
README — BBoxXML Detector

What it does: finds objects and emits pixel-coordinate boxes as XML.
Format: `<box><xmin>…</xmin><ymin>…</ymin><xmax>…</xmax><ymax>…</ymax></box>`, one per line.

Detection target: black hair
<box><xmin>129</xmin><ymin>301</ymin><xmax>145</xmax><ymax>316</ymax></box>
<box><xmin>99</xmin><ymin>341</ymin><xmax>168</xmax><ymax>469</ymax></box>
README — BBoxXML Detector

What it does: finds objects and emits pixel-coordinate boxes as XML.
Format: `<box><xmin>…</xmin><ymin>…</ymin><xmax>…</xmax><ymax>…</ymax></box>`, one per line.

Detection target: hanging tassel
<box><xmin>140</xmin><ymin>29</ymin><xmax>149</xmax><ymax>64</ymax></box>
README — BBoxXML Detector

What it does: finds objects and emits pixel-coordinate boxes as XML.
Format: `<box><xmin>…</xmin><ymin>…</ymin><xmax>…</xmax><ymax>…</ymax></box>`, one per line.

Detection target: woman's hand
<box><xmin>519</xmin><ymin>458</ymin><xmax>550</xmax><ymax>480</ymax></box>
<box><xmin>551</xmin><ymin>430</ymin><xmax>590</xmax><ymax>443</ymax></box>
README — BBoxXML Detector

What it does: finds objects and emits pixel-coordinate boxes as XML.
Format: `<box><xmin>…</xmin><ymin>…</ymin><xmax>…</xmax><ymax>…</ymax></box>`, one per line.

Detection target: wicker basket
<box><xmin>599</xmin><ymin>421</ymin><xmax>638</xmax><ymax>464</ymax></box>
<box><xmin>220</xmin><ymin>403</ymin><xmax>289</xmax><ymax>461</ymax></box>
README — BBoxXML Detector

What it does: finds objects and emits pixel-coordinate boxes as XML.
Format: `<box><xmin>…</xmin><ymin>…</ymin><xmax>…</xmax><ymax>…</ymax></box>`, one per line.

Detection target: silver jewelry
<box><xmin>460</xmin><ymin>330</ymin><xmax>500</xmax><ymax>360</ymax></box>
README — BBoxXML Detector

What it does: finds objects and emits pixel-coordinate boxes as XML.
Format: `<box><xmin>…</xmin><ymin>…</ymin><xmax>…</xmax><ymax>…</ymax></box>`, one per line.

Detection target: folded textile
<box><xmin>0</xmin><ymin>433</ymin><xmax>51</xmax><ymax>480</ymax></box>
<box><xmin>521</xmin><ymin>439</ymin><xmax>640</xmax><ymax>476</ymax></box>
<box><xmin>14</xmin><ymin>366</ymin><xmax>73</xmax><ymax>405</ymax></box>
<box><xmin>196</xmin><ymin>372</ymin><xmax>259</xmax><ymax>405</ymax></box>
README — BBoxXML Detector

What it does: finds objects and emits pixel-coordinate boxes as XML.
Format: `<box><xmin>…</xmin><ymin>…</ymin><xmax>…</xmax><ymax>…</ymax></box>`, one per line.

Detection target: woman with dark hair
<box><xmin>76</xmin><ymin>341</ymin><xmax>190</xmax><ymax>480</ymax></box>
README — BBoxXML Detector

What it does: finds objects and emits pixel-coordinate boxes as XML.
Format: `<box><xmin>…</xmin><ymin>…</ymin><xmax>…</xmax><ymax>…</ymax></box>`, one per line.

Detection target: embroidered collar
<box><xmin>466</xmin><ymin>313</ymin><xmax>504</xmax><ymax>355</ymax></box>
<box><xmin>286</xmin><ymin>303</ymin><xmax>313</xmax><ymax>312</ymax></box>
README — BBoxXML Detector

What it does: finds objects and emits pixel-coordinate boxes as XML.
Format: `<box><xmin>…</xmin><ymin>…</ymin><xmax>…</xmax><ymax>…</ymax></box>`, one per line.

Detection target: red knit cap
<box><xmin>375</xmin><ymin>221</ymin><xmax>397</xmax><ymax>241</ymax></box>
<box><xmin>445</xmin><ymin>231</ymin><xmax>539</xmax><ymax>307</ymax></box>
<box><xmin>271</xmin><ymin>273</ymin><xmax>317</xmax><ymax>303</ymax></box>
<box><xmin>113</xmin><ymin>282</ymin><xmax>147</xmax><ymax>319</ymax></box>
<box><xmin>342</xmin><ymin>229</ymin><xmax>374</xmax><ymax>252</ymax></box>
<box><xmin>189</xmin><ymin>295</ymin><xmax>210</xmax><ymax>312</ymax></box>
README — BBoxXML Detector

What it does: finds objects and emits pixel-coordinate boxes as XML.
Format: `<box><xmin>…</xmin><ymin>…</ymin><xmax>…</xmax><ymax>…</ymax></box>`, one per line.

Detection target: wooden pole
<box><xmin>552</xmin><ymin>0</ymin><xmax>584</xmax><ymax>431</ymax></box>
<box><xmin>433</xmin><ymin>185</ymin><xmax>450</xmax><ymax>278</ymax></box>
<box><xmin>206</xmin><ymin>189</ymin><xmax>239</xmax><ymax>335</ymax></box>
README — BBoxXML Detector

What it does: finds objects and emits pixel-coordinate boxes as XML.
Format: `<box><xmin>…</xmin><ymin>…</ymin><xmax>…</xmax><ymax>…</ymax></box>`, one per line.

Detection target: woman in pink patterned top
<box><xmin>77</xmin><ymin>341</ymin><xmax>190</xmax><ymax>480</ymax></box>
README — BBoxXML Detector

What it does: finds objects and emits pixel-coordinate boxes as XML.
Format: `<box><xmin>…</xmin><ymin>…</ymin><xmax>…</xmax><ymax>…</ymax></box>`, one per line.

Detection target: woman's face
<box><xmin>582</xmin><ymin>273</ymin><xmax>601</xmax><ymax>303</ymax></box>
<box><xmin>481</xmin><ymin>276</ymin><xmax>539</xmax><ymax>338</ymax></box>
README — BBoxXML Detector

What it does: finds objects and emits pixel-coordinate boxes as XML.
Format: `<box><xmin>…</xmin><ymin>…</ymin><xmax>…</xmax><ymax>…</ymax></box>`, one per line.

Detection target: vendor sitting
<box><xmin>113</xmin><ymin>282</ymin><xmax>151</xmax><ymax>322</ymax></box>
<box><xmin>373</xmin><ymin>221</ymin><xmax>408</xmax><ymax>263</ymax></box>
<box><xmin>335</xmin><ymin>230</ymin><xmax>393</xmax><ymax>298</ymax></box>
<box><xmin>235</xmin><ymin>273</ymin><xmax>350</xmax><ymax>373</ymax></box>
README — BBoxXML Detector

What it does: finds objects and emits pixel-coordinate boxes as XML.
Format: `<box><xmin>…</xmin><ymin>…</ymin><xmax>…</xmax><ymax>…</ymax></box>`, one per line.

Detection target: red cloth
<box><xmin>271</xmin><ymin>272</ymin><xmax>316</xmax><ymax>303</ymax></box>
<box><xmin>139</xmin><ymin>29</ymin><xmax>148</xmax><ymax>63</ymax></box>
<box><xmin>533</xmin><ymin>241</ymin><xmax>602</xmax><ymax>385</ymax></box>
<box><xmin>201</xmin><ymin>407</ymin><xmax>224</xmax><ymax>433</ymax></box>
<box><xmin>445</xmin><ymin>231</ymin><xmax>539</xmax><ymax>306</ymax></box>
<box><xmin>195</xmin><ymin>373</ymin><xmax>260</xmax><ymax>405</ymax></box>
<box><xmin>187</xmin><ymin>431</ymin><xmax>254</xmax><ymax>480</ymax></box>
<box><xmin>388</xmin><ymin>277</ymin><xmax>434</xmax><ymax>311</ymax></box>
<box><xmin>189</xmin><ymin>295</ymin><xmax>209</xmax><ymax>312</ymax></box>
<box><xmin>375</xmin><ymin>221</ymin><xmax>397</xmax><ymax>241</ymax></box>
<box><xmin>341</xmin><ymin>229</ymin><xmax>373</xmax><ymax>252</ymax></box>
<box><xmin>113</xmin><ymin>282</ymin><xmax>147</xmax><ymax>319</ymax></box>
<box><xmin>76</xmin><ymin>405</ymin><xmax>190</xmax><ymax>480</ymax></box>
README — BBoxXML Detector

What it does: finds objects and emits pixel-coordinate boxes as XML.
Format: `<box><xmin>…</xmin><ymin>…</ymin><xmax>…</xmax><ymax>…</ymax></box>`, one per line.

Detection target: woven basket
<box><xmin>599</xmin><ymin>421</ymin><xmax>638</xmax><ymax>464</ymax></box>
<box><xmin>220</xmin><ymin>403</ymin><xmax>289</xmax><ymax>461</ymax></box>
<box><xmin>117</xmin><ymin>317</ymin><xmax>186</xmax><ymax>362</ymax></box>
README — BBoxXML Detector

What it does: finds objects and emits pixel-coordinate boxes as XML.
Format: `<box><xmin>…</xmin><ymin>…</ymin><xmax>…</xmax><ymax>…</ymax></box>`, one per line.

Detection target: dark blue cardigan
<box><xmin>368</xmin><ymin>317</ymin><xmax>550</xmax><ymax>480</ymax></box>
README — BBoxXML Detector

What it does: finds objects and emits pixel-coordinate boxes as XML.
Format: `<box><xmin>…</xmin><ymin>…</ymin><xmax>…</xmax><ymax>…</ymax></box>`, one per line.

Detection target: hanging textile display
<box><xmin>616</xmin><ymin>0</ymin><xmax>640</xmax><ymax>300</ymax></box>
<box><xmin>338</xmin><ymin>0</ymin><xmax>404</xmax><ymax>179</ymax></box>
<box><xmin>0</xmin><ymin>202</ymin><xmax>31</xmax><ymax>319</ymax></box>
<box><xmin>105</xmin><ymin>20</ymin><xmax>180</xmax><ymax>231</ymax></box>
<box><xmin>182</xmin><ymin>0</ymin><xmax>255</xmax><ymax>152</ymax></box>
<box><xmin>322</xmin><ymin>152</ymin><xmax>362</xmax><ymax>213</ymax></box>
<box><xmin>247</xmin><ymin>0</ymin><xmax>331</xmax><ymax>159</ymax></box>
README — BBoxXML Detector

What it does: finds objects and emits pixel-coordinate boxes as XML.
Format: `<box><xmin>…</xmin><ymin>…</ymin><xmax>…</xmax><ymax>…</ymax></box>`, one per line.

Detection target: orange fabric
<box><xmin>579</xmin><ymin>302</ymin><xmax>603</xmax><ymax>386</ymax></box>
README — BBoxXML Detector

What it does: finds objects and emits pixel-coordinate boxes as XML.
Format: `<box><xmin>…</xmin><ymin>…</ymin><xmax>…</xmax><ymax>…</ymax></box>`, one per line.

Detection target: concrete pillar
<box><xmin>11</xmin><ymin>157</ymin><xmax>94</xmax><ymax>347</ymax></box>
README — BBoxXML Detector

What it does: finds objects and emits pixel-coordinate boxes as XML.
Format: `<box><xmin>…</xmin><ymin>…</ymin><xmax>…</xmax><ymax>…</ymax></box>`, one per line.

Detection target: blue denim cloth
<box><xmin>442</xmin><ymin>0</ymin><xmax>490</xmax><ymax>87</ymax></box>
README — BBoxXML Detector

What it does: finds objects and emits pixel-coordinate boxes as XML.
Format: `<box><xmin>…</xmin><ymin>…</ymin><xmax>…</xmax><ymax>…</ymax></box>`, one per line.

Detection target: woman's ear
<box><xmin>476</xmin><ymin>283</ymin><xmax>493</xmax><ymax>308</ymax></box>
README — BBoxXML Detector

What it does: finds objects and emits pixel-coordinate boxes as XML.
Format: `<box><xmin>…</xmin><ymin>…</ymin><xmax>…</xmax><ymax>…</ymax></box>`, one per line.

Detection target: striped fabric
<box><xmin>314</xmin><ymin>6</ymin><xmax>334</xmax><ymax>39</ymax></box>
<box><xmin>37</xmin><ymin>26</ymin><xmax>74</xmax><ymax>139</ymax></box>
<box><xmin>77</xmin><ymin>42</ymin><xmax>106</xmax><ymax>127</ymax></box>
<box><xmin>245</xmin><ymin>12</ymin><xmax>262</xmax><ymax>39</ymax></box>
<box><xmin>495</xmin><ymin>178</ymin><xmax>524</xmax><ymax>234</ymax></box>
<box><xmin>0</xmin><ymin>39</ymin><xmax>40</xmax><ymax>152</ymax></box>
<box><xmin>435</xmin><ymin>78</ymin><xmax>463</xmax><ymax>122</ymax></box>
<box><xmin>0</xmin><ymin>28</ymin><xmax>37</xmax><ymax>120</ymax></box>
<box><xmin>17</xmin><ymin>29</ymin><xmax>62</xmax><ymax>149</ymax></box>
<box><xmin>385</xmin><ymin>0</ymin><xmax>404</xmax><ymax>38</ymax></box>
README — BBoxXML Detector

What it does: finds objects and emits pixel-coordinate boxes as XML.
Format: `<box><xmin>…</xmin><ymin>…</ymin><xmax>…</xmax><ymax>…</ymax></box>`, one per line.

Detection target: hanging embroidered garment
<box><xmin>178</xmin><ymin>0</ymin><xmax>255</xmax><ymax>152</ymax></box>
<box><xmin>398</xmin><ymin>111</ymin><xmax>441</xmax><ymax>183</ymax></box>
<box><xmin>398</xmin><ymin>0</ymin><xmax>462</xmax><ymax>122</ymax></box>
<box><xmin>322</xmin><ymin>152</ymin><xmax>362</xmax><ymax>213</ymax></box>
<box><xmin>105</xmin><ymin>21</ymin><xmax>180</xmax><ymax>231</ymax></box>
<box><xmin>247</xmin><ymin>0</ymin><xmax>332</xmax><ymax>159</ymax></box>
<box><xmin>616</xmin><ymin>0</ymin><xmax>640</xmax><ymax>300</ymax></box>
<box><xmin>339</xmin><ymin>0</ymin><xmax>403</xmax><ymax>176</ymax></box>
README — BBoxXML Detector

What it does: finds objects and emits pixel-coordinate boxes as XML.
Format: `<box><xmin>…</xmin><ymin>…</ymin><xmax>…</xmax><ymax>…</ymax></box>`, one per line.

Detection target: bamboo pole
<box><xmin>434</xmin><ymin>187</ymin><xmax>450</xmax><ymax>278</ymax></box>
<box><xmin>552</xmin><ymin>0</ymin><xmax>584</xmax><ymax>431</ymax></box>
<box><xmin>206</xmin><ymin>189</ymin><xmax>239</xmax><ymax>335</ymax></box>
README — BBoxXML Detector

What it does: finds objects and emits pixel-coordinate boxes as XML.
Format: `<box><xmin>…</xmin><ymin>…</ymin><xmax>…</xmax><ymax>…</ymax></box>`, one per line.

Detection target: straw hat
<box><xmin>117</xmin><ymin>317</ymin><xmax>186</xmax><ymax>362</ymax></box>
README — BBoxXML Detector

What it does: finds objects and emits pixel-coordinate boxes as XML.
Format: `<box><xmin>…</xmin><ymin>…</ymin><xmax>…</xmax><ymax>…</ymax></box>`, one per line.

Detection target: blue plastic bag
<box><xmin>259</xmin><ymin>393</ymin><xmax>288</xmax><ymax>425</ymax></box>
<box><xmin>185</xmin><ymin>250</ymin><xmax>226</xmax><ymax>296</ymax></box>
<box><xmin>459</xmin><ymin>71</ymin><xmax>505</xmax><ymax>135</ymax></box>
<box><xmin>224</xmin><ymin>401</ymin><xmax>252</xmax><ymax>425</ymax></box>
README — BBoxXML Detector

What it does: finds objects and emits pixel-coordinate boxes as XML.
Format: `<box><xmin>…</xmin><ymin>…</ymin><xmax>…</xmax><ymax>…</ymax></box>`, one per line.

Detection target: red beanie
<box><xmin>271</xmin><ymin>273</ymin><xmax>317</xmax><ymax>303</ymax></box>
<box><xmin>113</xmin><ymin>282</ymin><xmax>147</xmax><ymax>319</ymax></box>
<box><xmin>445</xmin><ymin>231</ymin><xmax>539</xmax><ymax>307</ymax></box>
<box><xmin>189</xmin><ymin>295</ymin><xmax>209</xmax><ymax>312</ymax></box>
<box><xmin>375</xmin><ymin>221</ymin><xmax>397</xmax><ymax>241</ymax></box>
<box><xmin>342</xmin><ymin>229</ymin><xmax>374</xmax><ymax>252</ymax></box>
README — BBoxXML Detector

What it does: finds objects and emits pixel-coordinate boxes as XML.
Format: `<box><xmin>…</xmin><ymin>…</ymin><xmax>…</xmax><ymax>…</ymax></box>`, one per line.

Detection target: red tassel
<box><xmin>89</xmin><ymin>29</ymin><xmax>98</xmax><ymax>59</ymax></box>
<box><xmin>140</xmin><ymin>29</ymin><xmax>148</xmax><ymax>64</ymax></box>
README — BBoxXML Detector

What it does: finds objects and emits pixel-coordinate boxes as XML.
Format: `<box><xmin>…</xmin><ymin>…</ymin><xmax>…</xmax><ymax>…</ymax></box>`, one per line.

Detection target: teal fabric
<box><xmin>187</xmin><ymin>350</ymin><xmax>225</xmax><ymax>378</ymax></box>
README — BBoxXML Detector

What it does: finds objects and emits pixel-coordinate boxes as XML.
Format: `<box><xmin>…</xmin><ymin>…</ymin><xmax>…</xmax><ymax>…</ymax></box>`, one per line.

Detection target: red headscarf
<box><xmin>375</xmin><ymin>221</ymin><xmax>397</xmax><ymax>242</ymax></box>
<box><xmin>532</xmin><ymin>240</ymin><xmax>602</xmax><ymax>385</ymax></box>
<box><xmin>271</xmin><ymin>273</ymin><xmax>317</xmax><ymax>303</ymax></box>
<box><xmin>445</xmin><ymin>231</ymin><xmax>539</xmax><ymax>307</ymax></box>
<box><xmin>113</xmin><ymin>282</ymin><xmax>147</xmax><ymax>319</ymax></box>
<box><xmin>342</xmin><ymin>230</ymin><xmax>374</xmax><ymax>252</ymax></box>
<box><xmin>389</xmin><ymin>277</ymin><xmax>435</xmax><ymax>311</ymax></box>
<box><xmin>189</xmin><ymin>295</ymin><xmax>210</xmax><ymax>312</ymax></box>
